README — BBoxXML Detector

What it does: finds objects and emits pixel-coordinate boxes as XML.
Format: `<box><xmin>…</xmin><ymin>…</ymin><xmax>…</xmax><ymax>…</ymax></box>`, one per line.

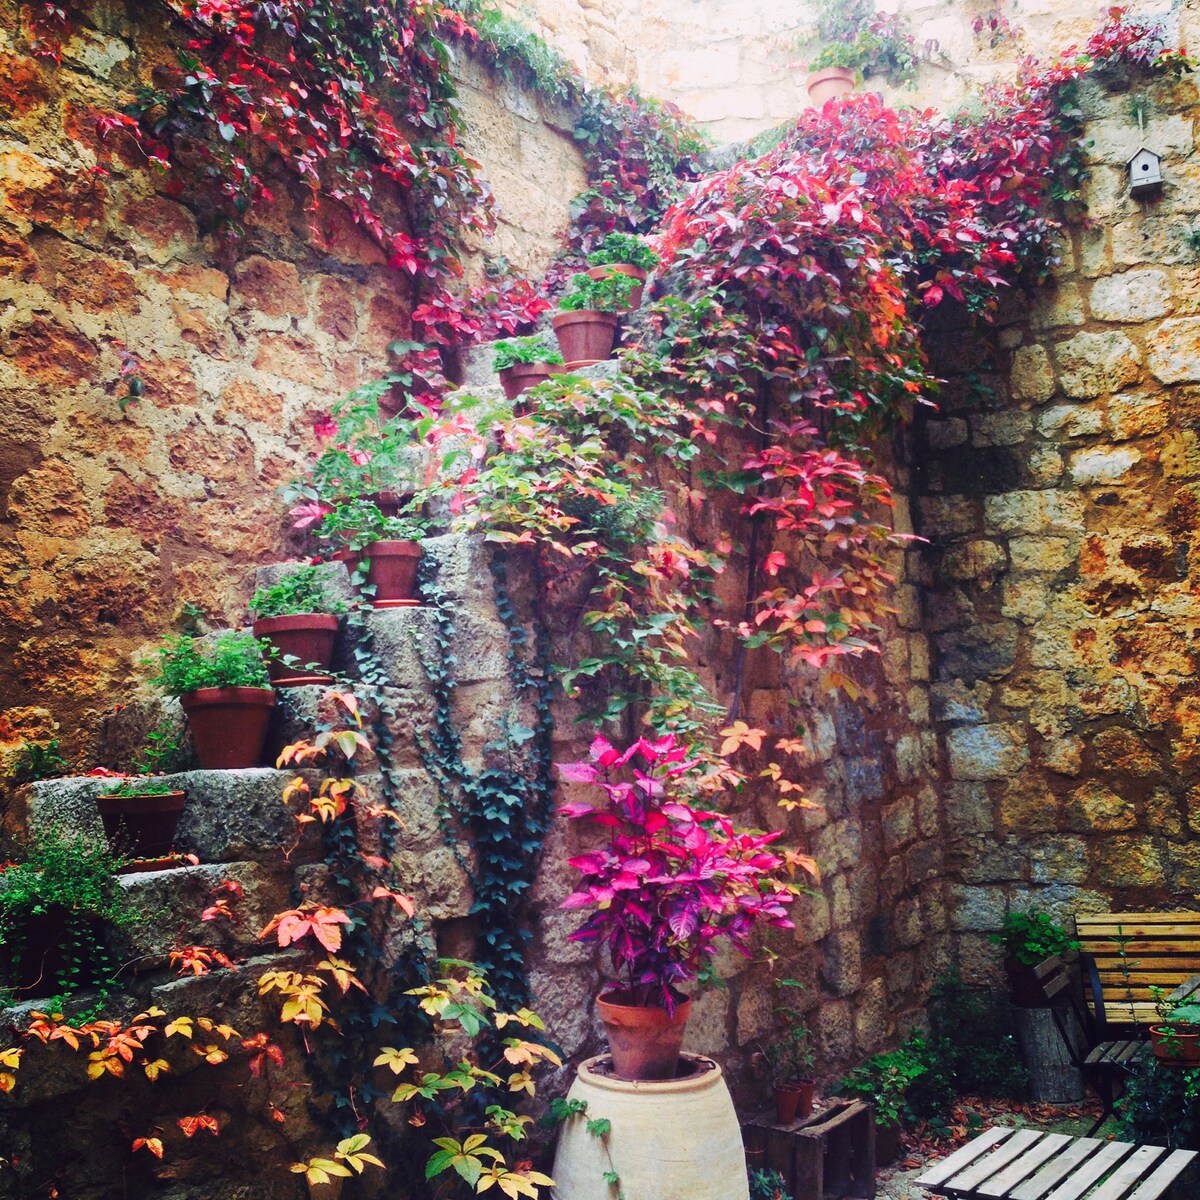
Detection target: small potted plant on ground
<box><xmin>550</xmin><ymin>272</ymin><xmax>638</xmax><ymax>369</ymax></box>
<box><xmin>0</xmin><ymin>829</ymin><xmax>131</xmax><ymax>999</ymax></box>
<box><xmin>762</xmin><ymin>1018</ymin><xmax>817</xmax><ymax>1124</ymax></box>
<box><xmin>1150</xmin><ymin>995</ymin><xmax>1200</xmax><ymax>1066</ymax></box>
<box><xmin>558</xmin><ymin>733</ymin><xmax>795</xmax><ymax>1081</ymax></box>
<box><xmin>836</xmin><ymin>1037</ymin><xmax>929</xmax><ymax>1164</ymax></box>
<box><xmin>989</xmin><ymin>909</ymin><xmax>1080</xmax><ymax>1007</ymax></box>
<box><xmin>313</xmin><ymin>498</ymin><xmax>428</xmax><ymax>608</ymax></box>
<box><xmin>585</xmin><ymin>231</ymin><xmax>660</xmax><ymax>311</ymax></box>
<box><xmin>149</xmin><ymin>631</ymin><xmax>276</xmax><ymax>770</ymax></box>
<box><xmin>250</xmin><ymin>565</ymin><xmax>348</xmax><ymax>685</ymax></box>
<box><xmin>492</xmin><ymin>332</ymin><xmax>565</xmax><ymax>405</ymax></box>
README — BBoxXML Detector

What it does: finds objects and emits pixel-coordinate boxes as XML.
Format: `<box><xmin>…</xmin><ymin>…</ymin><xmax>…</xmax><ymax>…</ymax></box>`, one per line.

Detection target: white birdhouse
<box><xmin>1128</xmin><ymin>147</ymin><xmax>1163</xmax><ymax>196</ymax></box>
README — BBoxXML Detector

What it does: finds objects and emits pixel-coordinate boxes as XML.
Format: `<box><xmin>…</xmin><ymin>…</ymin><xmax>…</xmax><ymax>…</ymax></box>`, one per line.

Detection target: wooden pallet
<box><xmin>914</xmin><ymin>1126</ymin><xmax>1197</xmax><ymax>1199</ymax></box>
<box><xmin>744</xmin><ymin>1099</ymin><xmax>875</xmax><ymax>1199</ymax></box>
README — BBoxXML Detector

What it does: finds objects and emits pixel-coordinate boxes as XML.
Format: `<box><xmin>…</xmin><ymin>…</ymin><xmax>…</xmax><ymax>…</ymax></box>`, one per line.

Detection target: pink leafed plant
<box><xmin>558</xmin><ymin>734</ymin><xmax>795</xmax><ymax>1012</ymax></box>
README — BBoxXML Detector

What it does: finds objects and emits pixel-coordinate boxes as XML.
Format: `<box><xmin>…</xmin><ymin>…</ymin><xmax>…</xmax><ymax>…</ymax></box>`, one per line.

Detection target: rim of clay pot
<box><xmin>360</xmin><ymin>539</ymin><xmax>422</xmax><ymax>557</ymax></box>
<box><xmin>576</xmin><ymin>1053</ymin><xmax>720</xmax><ymax>1095</ymax></box>
<box><xmin>807</xmin><ymin>66</ymin><xmax>856</xmax><ymax>85</ymax></box>
<box><xmin>181</xmin><ymin>686</ymin><xmax>276</xmax><ymax>709</ymax></box>
<box><xmin>552</xmin><ymin>310</ymin><xmax>621</xmax><ymax>331</ymax></box>
<box><xmin>96</xmin><ymin>790</ymin><xmax>186</xmax><ymax>811</ymax></box>
<box><xmin>501</xmin><ymin>362</ymin><xmax>566</xmax><ymax>378</ymax></box>
<box><xmin>252</xmin><ymin>613</ymin><xmax>341</xmax><ymax>634</ymax></box>
<box><xmin>586</xmin><ymin>264</ymin><xmax>647</xmax><ymax>282</ymax></box>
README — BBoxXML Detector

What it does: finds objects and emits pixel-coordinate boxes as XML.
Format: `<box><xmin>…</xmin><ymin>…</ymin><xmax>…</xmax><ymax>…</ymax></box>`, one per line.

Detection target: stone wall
<box><xmin>0</xmin><ymin>0</ymin><xmax>586</xmax><ymax>766</ymax></box>
<box><xmin>504</xmin><ymin>0</ymin><xmax>1180</xmax><ymax>142</ymax></box>
<box><xmin>919</xmin><ymin>67</ymin><xmax>1200</xmax><ymax>980</ymax></box>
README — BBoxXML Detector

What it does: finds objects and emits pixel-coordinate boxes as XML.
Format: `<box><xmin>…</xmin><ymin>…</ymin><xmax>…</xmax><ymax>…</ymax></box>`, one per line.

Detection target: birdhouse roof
<box><xmin>1127</xmin><ymin>146</ymin><xmax>1161</xmax><ymax>165</ymax></box>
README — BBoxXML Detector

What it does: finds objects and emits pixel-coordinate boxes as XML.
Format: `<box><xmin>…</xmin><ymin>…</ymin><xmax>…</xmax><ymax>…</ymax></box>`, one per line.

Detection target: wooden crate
<box><xmin>744</xmin><ymin>1100</ymin><xmax>876</xmax><ymax>1199</ymax></box>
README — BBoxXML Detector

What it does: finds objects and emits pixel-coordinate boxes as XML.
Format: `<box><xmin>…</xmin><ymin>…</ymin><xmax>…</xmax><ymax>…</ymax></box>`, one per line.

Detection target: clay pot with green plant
<box><xmin>492</xmin><ymin>332</ymin><xmax>564</xmax><ymax>405</ymax></box>
<box><xmin>585</xmin><ymin>231</ymin><xmax>660</xmax><ymax>311</ymax></box>
<box><xmin>559</xmin><ymin>734</ymin><xmax>795</xmax><ymax>1081</ymax></box>
<box><xmin>0</xmin><ymin>829</ymin><xmax>132</xmax><ymax>999</ymax></box>
<box><xmin>149</xmin><ymin>631</ymin><xmax>276</xmax><ymax>770</ymax></box>
<box><xmin>989</xmin><ymin>909</ymin><xmax>1080</xmax><ymax>1007</ymax></box>
<box><xmin>250</xmin><ymin>565</ymin><xmax>347</xmax><ymax>686</ymax></box>
<box><xmin>1150</xmin><ymin>1000</ymin><xmax>1200</xmax><ymax>1066</ymax></box>
<box><xmin>96</xmin><ymin>778</ymin><xmax>186</xmax><ymax>862</ymax></box>
<box><xmin>758</xmin><ymin>985</ymin><xmax>817</xmax><ymax>1124</ymax></box>
<box><xmin>312</xmin><ymin>498</ymin><xmax>428</xmax><ymax>609</ymax></box>
<box><xmin>551</xmin><ymin>271</ymin><xmax>638</xmax><ymax>369</ymax></box>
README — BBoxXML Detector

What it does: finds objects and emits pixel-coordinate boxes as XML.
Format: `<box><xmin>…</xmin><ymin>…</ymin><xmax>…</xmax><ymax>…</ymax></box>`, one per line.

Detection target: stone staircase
<box><xmin>5</xmin><ymin>530</ymin><xmax>527</xmax><ymax>1024</ymax></box>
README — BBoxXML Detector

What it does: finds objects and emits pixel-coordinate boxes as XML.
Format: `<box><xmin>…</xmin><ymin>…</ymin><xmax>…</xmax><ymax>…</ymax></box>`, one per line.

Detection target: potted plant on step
<box><xmin>313</xmin><ymin>498</ymin><xmax>428</xmax><ymax>608</ymax></box>
<box><xmin>0</xmin><ymin>829</ymin><xmax>132</xmax><ymax>999</ymax></box>
<box><xmin>989</xmin><ymin>909</ymin><xmax>1080</xmax><ymax>1007</ymax></box>
<box><xmin>585</xmin><ymin>231</ymin><xmax>660</xmax><ymax>311</ymax></box>
<box><xmin>96</xmin><ymin>778</ymin><xmax>186</xmax><ymax>864</ymax></box>
<box><xmin>558</xmin><ymin>734</ymin><xmax>795</xmax><ymax>1081</ymax></box>
<box><xmin>250</xmin><ymin>565</ymin><xmax>347</xmax><ymax>685</ymax></box>
<box><xmin>149</xmin><ymin>631</ymin><xmax>276</xmax><ymax>770</ymax></box>
<box><xmin>492</xmin><ymin>333</ymin><xmax>564</xmax><ymax>405</ymax></box>
<box><xmin>551</xmin><ymin>272</ymin><xmax>638</xmax><ymax>369</ymax></box>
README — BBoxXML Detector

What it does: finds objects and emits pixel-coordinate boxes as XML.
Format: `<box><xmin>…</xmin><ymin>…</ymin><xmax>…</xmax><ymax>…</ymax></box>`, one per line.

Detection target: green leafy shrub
<box><xmin>989</xmin><ymin>909</ymin><xmax>1079</xmax><ymax>967</ymax></box>
<box><xmin>492</xmin><ymin>333</ymin><xmax>564</xmax><ymax>372</ymax></box>
<box><xmin>128</xmin><ymin>719</ymin><xmax>188</xmax><ymax>776</ymax></box>
<box><xmin>837</xmin><ymin>1035</ymin><xmax>931</xmax><ymax>1128</ymax></box>
<box><xmin>149</xmin><ymin>631</ymin><xmax>272</xmax><ymax>697</ymax></box>
<box><xmin>586</xmin><ymin>231</ymin><xmax>660</xmax><ymax>271</ymax></box>
<box><xmin>557</xmin><ymin>271</ymin><xmax>637</xmax><ymax>313</ymax></box>
<box><xmin>249</xmin><ymin>565</ymin><xmax>348</xmax><ymax>619</ymax></box>
<box><xmin>0</xmin><ymin>829</ymin><xmax>131</xmax><ymax>999</ymax></box>
<box><xmin>11</xmin><ymin>739</ymin><xmax>69</xmax><ymax>783</ymax></box>
<box><xmin>313</xmin><ymin>498</ymin><xmax>428</xmax><ymax>553</ymax></box>
<box><xmin>749</xmin><ymin>1168</ymin><xmax>793</xmax><ymax>1200</ymax></box>
<box><xmin>1118</xmin><ymin>1057</ymin><xmax>1200</xmax><ymax>1149</ymax></box>
<box><xmin>911</xmin><ymin>974</ymin><xmax>1028</xmax><ymax>1108</ymax></box>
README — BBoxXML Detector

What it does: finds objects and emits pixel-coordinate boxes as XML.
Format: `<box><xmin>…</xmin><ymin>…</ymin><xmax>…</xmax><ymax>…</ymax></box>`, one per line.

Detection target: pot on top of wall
<box><xmin>148</xmin><ymin>630</ymin><xmax>276</xmax><ymax>770</ymax></box>
<box><xmin>249</xmin><ymin>564</ymin><xmax>347</xmax><ymax>686</ymax></box>
<box><xmin>551</xmin><ymin>271</ymin><xmax>637</xmax><ymax>369</ymax></box>
<box><xmin>584</xmin><ymin>231</ymin><xmax>661</xmax><ymax>312</ymax></box>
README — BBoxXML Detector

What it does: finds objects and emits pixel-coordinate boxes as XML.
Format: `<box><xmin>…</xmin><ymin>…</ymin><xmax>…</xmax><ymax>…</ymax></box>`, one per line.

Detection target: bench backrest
<box><xmin>1075</xmin><ymin>911</ymin><xmax>1200</xmax><ymax>1026</ymax></box>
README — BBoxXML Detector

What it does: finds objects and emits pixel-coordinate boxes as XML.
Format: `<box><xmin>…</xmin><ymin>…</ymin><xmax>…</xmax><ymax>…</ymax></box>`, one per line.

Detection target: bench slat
<box><xmin>1085</xmin><ymin>1144</ymin><xmax>1168</xmax><ymax>1200</ymax></box>
<box><xmin>1010</xmin><ymin>1138</ymin><xmax>1106</xmax><ymax>1200</ymax></box>
<box><xmin>916</xmin><ymin>1127</ymin><xmax>1015</xmax><ymax>1189</ymax></box>
<box><xmin>945</xmin><ymin>1130</ymin><xmax>1045</xmax><ymax>1194</ymax></box>
<box><xmin>1041</xmin><ymin>1142</ymin><xmax>1137</xmax><ymax>1200</ymax></box>
<box><xmin>977</xmin><ymin>1134</ymin><xmax>1074</xmax><ymax>1197</ymax></box>
<box><xmin>1124</xmin><ymin>1149</ymin><xmax>1198</xmax><ymax>1200</ymax></box>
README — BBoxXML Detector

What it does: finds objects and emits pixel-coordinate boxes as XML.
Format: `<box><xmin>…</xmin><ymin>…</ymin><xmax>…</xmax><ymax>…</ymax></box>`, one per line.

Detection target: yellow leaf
<box><xmin>143</xmin><ymin>1059</ymin><xmax>170</xmax><ymax>1081</ymax></box>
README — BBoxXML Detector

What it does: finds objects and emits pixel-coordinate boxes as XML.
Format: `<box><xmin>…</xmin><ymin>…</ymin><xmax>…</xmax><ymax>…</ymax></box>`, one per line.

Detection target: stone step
<box><xmin>115</xmin><ymin>860</ymin><xmax>290</xmax><ymax>969</ymax></box>
<box><xmin>23</xmin><ymin>769</ymin><xmax>313</xmax><ymax>864</ymax></box>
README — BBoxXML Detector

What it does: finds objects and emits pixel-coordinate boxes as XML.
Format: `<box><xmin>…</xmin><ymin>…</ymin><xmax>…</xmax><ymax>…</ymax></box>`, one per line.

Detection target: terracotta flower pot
<box><xmin>552</xmin><ymin>310</ymin><xmax>620</xmax><ymax>369</ymax></box>
<box><xmin>596</xmin><ymin>989</ymin><xmax>692</xmax><ymax>1081</ymax></box>
<box><xmin>337</xmin><ymin>540</ymin><xmax>422</xmax><ymax>608</ymax></box>
<box><xmin>3</xmin><ymin>906</ymin><xmax>106</xmax><ymax>998</ymax></box>
<box><xmin>498</xmin><ymin>361</ymin><xmax>563</xmax><ymax>405</ymax></box>
<box><xmin>773</xmin><ymin>1079</ymin><xmax>815</xmax><ymax>1125</ymax></box>
<box><xmin>1151</xmin><ymin>1023</ymin><xmax>1200</xmax><ymax>1066</ymax></box>
<box><xmin>586</xmin><ymin>264</ymin><xmax>647</xmax><ymax>310</ymax></box>
<box><xmin>253</xmin><ymin>613</ymin><xmax>340</xmax><ymax>686</ymax></box>
<box><xmin>875</xmin><ymin>1119</ymin><xmax>903</xmax><ymax>1166</ymax></box>
<box><xmin>180</xmin><ymin>686</ymin><xmax>275</xmax><ymax>770</ymax></box>
<box><xmin>96</xmin><ymin>790</ymin><xmax>186</xmax><ymax>859</ymax></box>
<box><xmin>806</xmin><ymin>67</ymin><xmax>856</xmax><ymax>107</ymax></box>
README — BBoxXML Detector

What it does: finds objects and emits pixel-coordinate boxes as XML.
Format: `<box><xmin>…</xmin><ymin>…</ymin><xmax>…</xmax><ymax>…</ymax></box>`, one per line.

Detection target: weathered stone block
<box><xmin>984</xmin><ymin>490</ymin><xmax>1086</xmax><ymax>535</ymax></box>
<box><xmin>1148</xmin><ymin>316</ymin><xmax>1200</xmax><ymax>383</ymax></box>
<box><xmin>1036</xmin><ymin>403</ymin><xmax>1105</xmax><ymax>439</ymax></box>
<box><xmin>947</xmin><ymin>724</ymin><xmax>1029</xmax><ymax>781</ymax></box>
<box><xmin>1010</xmin><ymin>345</ymin><xmax>1056</xmax><ymax>402</ymax></box>
<box><xmin>820</xmin><ymin>931</ymin><xmax>862</xmax><ymax>997</ymax></box>
<box><xmin>1108</xmin><ymin>392</ymin><xmax>1168</xmax><ymax>440</ymax></box>
<box><xmin>1009</xmin><ymin>536</ymin><xmax>1076</xmax><ymax>573</ymax></box>
<box><xmin>948</xmin><ymin>884</ymin><xmax>1007</xmax><ymax>932</ymax></box>
<box><xmin>1090</xmin><ymin>269</ymin><xmax>1171</xmax><ymax>323</ymax></box>
<box><xmin>1031</xmin><ymin>283</ymin><xmax>1084</xmax><ymax>331</ymax></box>
<box><xmin>1030</xmin><ymin>837</ymin><xmax>1090</xmax><ymax>884</ymax></box>
<box><xmin>1092</xmin><ymin>837</ymin><xmax>1164</xmax><ymax>888</ymax></box>
<box><xmin>1054</xmin><ymin>330</ymin><xmax>1141</xmax><ymax>398</ymax></box>
<box><xmin>943</xmin><ymin>540</ymin><xmax>1008</xmax><ymax>580</ymax></box>
<box><xmin>1068</xmin><ymin>446</ymin><xmax>1141</xmax><ymax>485</ymax></box>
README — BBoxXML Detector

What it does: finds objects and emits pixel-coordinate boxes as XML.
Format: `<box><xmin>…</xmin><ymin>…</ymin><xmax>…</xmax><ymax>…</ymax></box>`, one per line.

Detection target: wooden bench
<box><xmin>1075</xmin><ymin>912</ymin><xmax>1200</xmax><ymax>1029</ymax></box>
<box><xmin>915</xmin><ymin>1126</ymin><xmax>1197</xmax><ymax>1200</ymax></box>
